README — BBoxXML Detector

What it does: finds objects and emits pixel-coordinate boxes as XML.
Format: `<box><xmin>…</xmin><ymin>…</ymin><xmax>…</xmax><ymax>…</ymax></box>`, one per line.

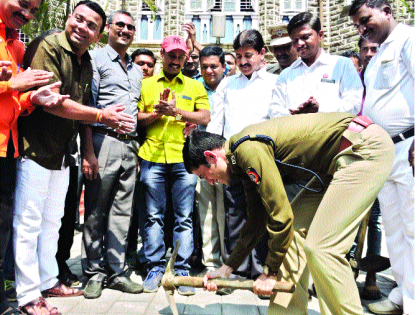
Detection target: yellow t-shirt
<box><xmin>138</xmin><ymin>70</ymin><xmax>209</xmax><ymax>163</ymax></box>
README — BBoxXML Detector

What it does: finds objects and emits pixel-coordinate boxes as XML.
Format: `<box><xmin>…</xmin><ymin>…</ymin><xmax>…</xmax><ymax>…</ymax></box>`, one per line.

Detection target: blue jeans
<box><xmin>140</xmin><ymin>161</ymin><xmax>196</xmax><ymax>272</ymax></box>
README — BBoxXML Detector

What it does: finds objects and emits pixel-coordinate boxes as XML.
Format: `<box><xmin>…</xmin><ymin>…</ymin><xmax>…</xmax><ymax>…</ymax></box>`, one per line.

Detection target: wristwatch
<box><xmin>263</xmin><ymin>265</ymin><xmax>278</xmax><ymax>277</ymax></box>
<box><xmin>175</xmin><ymin>108</ymin><xmax>183</xmax><ymax>121</ymax></box>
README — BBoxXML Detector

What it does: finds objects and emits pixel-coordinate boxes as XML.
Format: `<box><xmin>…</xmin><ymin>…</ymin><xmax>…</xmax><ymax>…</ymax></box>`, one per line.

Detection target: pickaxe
<box><xmin>349</xmin><ymin>208</ymin><xmax>390</xmax><ymax>275</ymax></box>
<box><xmin>161</xmin><ymin>240</ymin><xmax>295</xmax><ymax>315</ymax></box>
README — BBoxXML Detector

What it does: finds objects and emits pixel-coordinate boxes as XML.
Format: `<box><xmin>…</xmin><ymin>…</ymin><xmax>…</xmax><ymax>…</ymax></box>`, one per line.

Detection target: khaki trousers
<box><xmin>196</xmin><ymin>179</ymin><xmax>226</xmax><ymax>270</ymax></box>
<box><xmin>268</xmin><ymin>124</ymin><xmax>394</xmax><ymax>315</ymax></box>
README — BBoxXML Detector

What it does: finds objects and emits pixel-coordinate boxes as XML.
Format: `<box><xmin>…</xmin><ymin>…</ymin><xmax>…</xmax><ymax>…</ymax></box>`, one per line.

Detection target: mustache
<box><xmin>13</xmin><ymin>12</ymin><xmax>29</xmax><ymax>24</ymax></box>
<box><xmin>239</xmin><ymin>63</ymin><xmax>251</xmax><ymax>68</ymax></box>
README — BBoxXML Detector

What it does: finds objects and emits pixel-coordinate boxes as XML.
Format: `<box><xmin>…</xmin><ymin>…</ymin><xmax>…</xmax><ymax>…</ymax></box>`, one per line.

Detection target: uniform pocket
<box><xmin>374</xmin><ymin>60</ymin><xmax>398</xmax><ymax>90</ymax></box>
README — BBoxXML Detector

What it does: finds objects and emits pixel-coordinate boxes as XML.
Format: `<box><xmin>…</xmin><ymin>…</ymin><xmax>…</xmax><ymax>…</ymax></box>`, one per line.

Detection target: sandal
<box><xmin>41</xmin><ymin>282</ymin><xmax>83</xmax><ymax>298</ymax></box>
<box><xmin>19</xmin><ymin>297</ymin><xmax>62</xmax><ymax>315</ymax></box>
<box><xmin>1</xmin><ymin>307</ymin><xmax>24</xmax><ymax>315</ymax></box>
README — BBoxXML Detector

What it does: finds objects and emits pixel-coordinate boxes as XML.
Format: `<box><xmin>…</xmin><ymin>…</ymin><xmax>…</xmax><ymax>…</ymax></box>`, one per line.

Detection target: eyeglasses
<box><xmin>72</xmin><ymin>14</ymin><xmax>99</xmax><ymax>32</ymax></box>
<box><xmin>112</xmin><ymin>21</ymin><xmax>136</xmax><ymax>32</ymax></box>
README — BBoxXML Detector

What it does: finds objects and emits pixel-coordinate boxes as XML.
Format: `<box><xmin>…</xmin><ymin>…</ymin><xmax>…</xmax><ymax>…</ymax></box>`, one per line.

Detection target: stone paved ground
<box><xmin>11</xmin><ymin>228</ymin><xmax>400</xmax><ymax>314</ymax></box>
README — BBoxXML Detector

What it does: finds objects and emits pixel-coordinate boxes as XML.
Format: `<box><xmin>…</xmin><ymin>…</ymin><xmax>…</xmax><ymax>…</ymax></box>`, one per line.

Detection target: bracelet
<box><xmin>95</xmin><ymin>110</ymin><xmax>100</xmax><ymax>122</ymax></box>
<box><xmin>98</xmin><ymin>110</ymin><xmax>103</xmax><ymax>123</ymax></box>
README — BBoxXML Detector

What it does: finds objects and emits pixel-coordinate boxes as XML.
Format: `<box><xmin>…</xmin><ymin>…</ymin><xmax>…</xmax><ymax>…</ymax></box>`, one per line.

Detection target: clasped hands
<box><xmin>203</xmin><ymin>264</ymin><xmax>277</xmax><ymax>296</ymax></box>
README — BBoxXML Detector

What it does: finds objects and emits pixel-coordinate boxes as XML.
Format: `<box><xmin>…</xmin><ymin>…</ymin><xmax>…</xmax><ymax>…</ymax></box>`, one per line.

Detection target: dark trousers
<box><xmin>224</xmin><ymin>178</ymin><xmax>268</xmax><ymax>279</ymax></box>
<box><xmin>56</xmin><ymin>164</ymin><xmax>83</xmax><ymax>272</ymax></box>
<box><xmin>0</xmin><ymin>139</ymin><xmax>16</xmax><ymax>313</ymax></box>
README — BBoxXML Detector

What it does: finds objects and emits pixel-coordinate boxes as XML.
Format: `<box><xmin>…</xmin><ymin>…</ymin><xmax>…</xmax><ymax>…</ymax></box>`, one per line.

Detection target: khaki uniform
<box><xmin>224</xmin><ymin>112</ymin><xmax>394</xmax><ymax>315</ymax></box>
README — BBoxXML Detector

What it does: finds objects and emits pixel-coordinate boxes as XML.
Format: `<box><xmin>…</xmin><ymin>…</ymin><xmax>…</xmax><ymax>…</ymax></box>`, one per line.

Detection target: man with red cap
<box><xmin>137</xmin><ymin>35</ymin><xmax>210</xmax><ymax>295</ymax></box>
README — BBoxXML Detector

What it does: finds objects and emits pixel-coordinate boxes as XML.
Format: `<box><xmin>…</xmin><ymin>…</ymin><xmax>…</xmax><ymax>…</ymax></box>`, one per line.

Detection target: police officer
<box><xmin>182</xmin><ymin>112</ymin><xmax>394</xmax><ymax>315</ymax></box>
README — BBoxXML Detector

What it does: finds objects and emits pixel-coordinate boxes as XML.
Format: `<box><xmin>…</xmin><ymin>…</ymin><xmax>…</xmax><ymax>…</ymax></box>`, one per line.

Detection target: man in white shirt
<box><xmin>269</xmin><ymin>12</ymin><xmax>363</xmax><ymax>118</ymax></box>
<box><xmin>207</xmin><ymin>30</ymin><xmax>278</xmax><ymax>290</ymax></box>
<box><xmin>350</xmin><ymin>1</ymin><xmax>414</xmax><ymax>314</ymax></box>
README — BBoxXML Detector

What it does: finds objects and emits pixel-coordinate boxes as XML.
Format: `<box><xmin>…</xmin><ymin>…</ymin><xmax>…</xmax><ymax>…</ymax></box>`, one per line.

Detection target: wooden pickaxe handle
<box><xmin>172</xmin><ymin>276</ymin><xmax>295</xmax><ymax>293</ymax></box>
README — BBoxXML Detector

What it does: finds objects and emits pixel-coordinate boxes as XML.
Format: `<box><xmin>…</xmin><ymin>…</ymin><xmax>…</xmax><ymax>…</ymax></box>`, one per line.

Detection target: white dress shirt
<box><xmin>207</xmin><ymin>68</ymin><xmax>278</xmax><ymax>139</ymax></box>
<box><xmin>363</xmin><ymin>23</ymin><xmax>414</xmax><ymax>137</ymax></box>
<box><xmin>269</xmin><ymin>50</ymin><xmax>363</xmax><ymax>118</ymax></box>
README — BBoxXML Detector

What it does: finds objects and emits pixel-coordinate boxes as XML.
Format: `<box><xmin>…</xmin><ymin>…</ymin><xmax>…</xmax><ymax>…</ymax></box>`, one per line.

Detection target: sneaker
<box><xmin>368</xmin><ymin>299</ymin><xmax>403</xmax><ymax>315</ymax></box>
<box><xmin>4</xmin><ymin>279</ymin><xmax>17</xmax><ymax>302</ymax></box>
<box><xmin>175</xmin><ymin>271</ymin><xmax>195</xmax><ymax>296</ymax></box>
<box><xmin>143</xmin><ymin>268</ymin><xmax>164</xmax><ymax>293</ymax></box>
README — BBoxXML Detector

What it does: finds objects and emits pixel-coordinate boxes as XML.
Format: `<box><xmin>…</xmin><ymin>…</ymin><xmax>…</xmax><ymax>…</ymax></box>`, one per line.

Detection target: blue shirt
<box><xmin>196</xmin><ymin>76</ymin><xmax>217</xmax><ymax>131</ymax></box>
<box><xmin>89</xmin><ymin>44</ymin><xmax>143</xmax><ymax>135</ymax></box>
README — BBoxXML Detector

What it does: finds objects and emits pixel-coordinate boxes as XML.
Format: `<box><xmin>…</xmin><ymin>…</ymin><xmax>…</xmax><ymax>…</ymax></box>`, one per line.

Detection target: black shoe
<box><xmin>107</xmin><ymin>276</ymin><xmax>143</xmax><ymax>294</ymax></box>
<box><xmin>84</xmin><ymin>278</ymin><xmax>104</xmax><ymax>299</ymax></box>
<box><xmin>58</xmin><ymin>263</ymin><xmax>79</xmax><ymax>287</ymax></box>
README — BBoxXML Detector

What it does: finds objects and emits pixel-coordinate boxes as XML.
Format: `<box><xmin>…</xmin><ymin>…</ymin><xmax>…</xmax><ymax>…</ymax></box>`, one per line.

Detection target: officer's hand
<box><xmin>253</xmin><ymin>273</ymin><xmax>277</xmax><ymax>296</ymax></box>
<box><xmin>203</xmin><ymin>264</ymin><xmax>233</xmax><ymax>292</ymax></box>
<box><xmin>30</xmin><ymin>82</ymin><xmax>70</xmax><ymax>107</ymax></box>
<box><xmin>408</xmin><ymin>139</ymin><xmax>414</xmax><ymax>176</ymax></box>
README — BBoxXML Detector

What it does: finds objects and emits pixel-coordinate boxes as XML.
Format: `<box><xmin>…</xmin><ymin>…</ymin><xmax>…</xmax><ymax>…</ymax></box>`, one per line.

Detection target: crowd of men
<box><xmin>0</xmin><ymin>0</ymin><xmax>414</xmax><ymax>314</ymax></box>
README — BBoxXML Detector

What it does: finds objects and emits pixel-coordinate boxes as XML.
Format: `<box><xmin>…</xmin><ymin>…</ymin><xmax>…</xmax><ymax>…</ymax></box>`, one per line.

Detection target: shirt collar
<box><xmin>238</xmin><ymin>67</ymin><xmax>268</xmax><ymax>81</ymax></box>
<box><xmin>105</xmin><ymin>44</ymin><xmax>132</xmax><ymax>65</ymax></box>
<box><xmin>292</xmin><ymin>49</ymin><xmax>329</xmax><ymax>69</ymax></box>
<box><xmin>58</xmin><ymin>31</ymin><xmax>91</xmax><ymax>62</ymax></box>
<box><xmin>157</xmin><ymin>69</ymin><xmax>185</xmax><ymax>84</ymax></box>
<box><xmin>379</xmin><ymin>23</ymin><xmax>402</xmax><ymax>51</ymax></box>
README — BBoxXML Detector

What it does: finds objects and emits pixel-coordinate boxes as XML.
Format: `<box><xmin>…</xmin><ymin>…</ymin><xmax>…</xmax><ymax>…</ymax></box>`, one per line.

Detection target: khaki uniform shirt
<box><xmin>224</xmin><ymin>112</ymin><xmax>355</xmax><ymax>272</ymax></box>
<box><xmin>266</xmin><ymin>63</ymin><xmax>283</xmax><ymax>75</ymax></box>
<box><xmin>18</xmin><ymin>31</ymin><xmax>92</xmax><ymax>170</ymax></box>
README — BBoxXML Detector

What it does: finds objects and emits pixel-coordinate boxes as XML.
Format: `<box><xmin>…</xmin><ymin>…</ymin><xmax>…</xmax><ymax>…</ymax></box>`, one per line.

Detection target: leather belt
<box><xmin>392</xmin><ymin>127</ymin><xmax>414</xmax><ymax>144</ymax></box>
<box><xmin>338</xmin><ymin>116</ymin><xmax>374</xmax><ymax>153</ymax></box>
<box><xmin>93</xmin><ymin>127</ymin><xmax>135</xmax><ymax>141</ymax></box>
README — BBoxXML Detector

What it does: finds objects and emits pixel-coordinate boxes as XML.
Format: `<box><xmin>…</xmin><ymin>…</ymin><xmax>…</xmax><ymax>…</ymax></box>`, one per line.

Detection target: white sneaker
<box><xmin>368</xmin><ymin>299</ymin><xmax>403</xmax><ymax>315</ymax></box>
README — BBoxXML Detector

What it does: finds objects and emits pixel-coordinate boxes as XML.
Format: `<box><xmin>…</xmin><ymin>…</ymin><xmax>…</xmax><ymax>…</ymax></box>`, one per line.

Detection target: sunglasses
<box><xmin>112</xmin><ymin>21</ymin><xmax>136</xmax><ymax>32</ymax></box>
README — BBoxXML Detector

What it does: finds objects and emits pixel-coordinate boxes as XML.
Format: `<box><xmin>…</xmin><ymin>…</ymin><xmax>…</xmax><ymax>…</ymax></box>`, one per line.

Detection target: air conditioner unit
<box><xmin>212</xmin><ymin>14</ymin><xmax>226</xmax><ymax>38</ymax></box>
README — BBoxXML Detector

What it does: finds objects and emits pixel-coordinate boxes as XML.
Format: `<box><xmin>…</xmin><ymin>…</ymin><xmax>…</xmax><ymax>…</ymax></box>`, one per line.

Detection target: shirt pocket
<box><xmin>177</xmin><ymin>94</ymin><xmax>193</xmax><ymax>110</ymax></box>
<box><xmin>374</xmin><ymin>59</ymin><xmax>398</xmax><ymax>90</ymax></box>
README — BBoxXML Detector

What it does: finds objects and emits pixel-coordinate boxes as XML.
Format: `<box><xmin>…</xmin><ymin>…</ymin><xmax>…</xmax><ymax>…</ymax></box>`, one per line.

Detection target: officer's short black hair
<box><xmin>233</xmin><ymin>29</ymin><xmax>265</xmax><ymax>53</ymax></box>
<box><xmin>287</xmin><ymin>12</ymin><xmax>321</xmax><ymax>35</ymax></box>
<box><xmin>183</xmin><ymin>130</ymin><xmax>226</xmax><ymax>174</ymax></box>
<box><xmin>349</xmin><ymin>0</ymin><xmax>392</xmax><ymax>16</ymax></box>
<box><xmin>341</xmin><ymin>50</ymin><xmax>360</xmax><ymax>62</ymax></box>
<box><xmin>74</xmin><ymin>0</ymin><xmax>107</xmax><ymax>34</ymax></box>
<box><xmin>199</xmin><ymin>46</ymin><xmax>225</xmax><ymax>65</ymax></box>
<box><xmin>131</xmin><ymin>48</ymin><xmax>157</xmax><ymax>65</ymax></box>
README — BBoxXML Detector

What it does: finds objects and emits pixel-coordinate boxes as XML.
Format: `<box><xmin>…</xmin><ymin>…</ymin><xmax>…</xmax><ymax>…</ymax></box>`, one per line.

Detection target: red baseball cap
<box><xmin>162</xmin><ymin>35</ymin><xmax>188</xmax><ymax>55</ymax></box>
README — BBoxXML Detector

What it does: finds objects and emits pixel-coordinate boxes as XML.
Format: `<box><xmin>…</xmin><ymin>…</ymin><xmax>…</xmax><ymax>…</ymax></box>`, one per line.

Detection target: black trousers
<box><xmin>0</xmin><ymin>139</ymin><xmax>16</xmax><ymax>313</ymax></box>
<box><xmin>223</xmin><ymin>178</ymin><xmax>268</xmax><ymax>279</ymax></box>
<box><xmin>56</xmin><ymin>164</ymin><xmax>83</xmax><ymax>271</ymax></box>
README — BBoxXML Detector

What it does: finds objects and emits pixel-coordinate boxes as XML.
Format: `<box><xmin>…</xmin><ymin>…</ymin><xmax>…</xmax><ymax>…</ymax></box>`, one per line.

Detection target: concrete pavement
<box><xmin>11</xmin><ymin>229</ymin><xmax>398</xmax><ymax>314</ymax></box>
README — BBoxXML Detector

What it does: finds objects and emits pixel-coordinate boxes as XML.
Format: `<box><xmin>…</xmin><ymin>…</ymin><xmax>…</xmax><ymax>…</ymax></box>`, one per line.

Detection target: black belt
<box><xmin>93</xmin><ymin>127</ymin><xmax>135</xmax><ymax>141</ymax></box>
<box><xmin>392</xmin><ymin>127</ymin><xmax>414</xmax><ymax>144</ymax></box>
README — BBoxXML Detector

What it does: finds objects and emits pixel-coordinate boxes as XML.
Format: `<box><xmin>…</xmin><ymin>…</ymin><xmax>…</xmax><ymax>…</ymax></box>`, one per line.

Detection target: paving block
<box><xmin>106</xmin><ymin>301</ymin><xmax>149</xmax><ymax>314</ymax></box>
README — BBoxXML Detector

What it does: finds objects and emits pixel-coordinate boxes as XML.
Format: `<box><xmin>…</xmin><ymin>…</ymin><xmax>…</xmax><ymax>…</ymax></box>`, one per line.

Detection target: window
<box><xmin>190</xmin><ymin>0</ymin><xmax>202</xmax><ymax>10</ymax></box>
<box><xmin>225</xmin><ymin>0</ymin><xmax>235</xmax><ymax>12</ymax></box>
<box><xmin>240</xmin><ymin>0</ymin><xmax>254</xmax><ymax>12</ymax></box>
<box><xmin>282</xmin><ymin>0</ymin><xmax>306</xmax><ymax>12</ymax></box>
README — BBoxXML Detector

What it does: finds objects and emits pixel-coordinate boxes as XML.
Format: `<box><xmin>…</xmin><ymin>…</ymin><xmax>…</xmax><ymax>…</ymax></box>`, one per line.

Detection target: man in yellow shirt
<box><xmin>137</xmin><ymin>35</ymin><xmax>210</xmax><ymax>295</ymax></box>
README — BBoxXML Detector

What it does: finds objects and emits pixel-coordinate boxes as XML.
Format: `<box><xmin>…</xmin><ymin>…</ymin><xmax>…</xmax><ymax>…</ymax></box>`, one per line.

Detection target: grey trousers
<box><xmin>82</xmin><ymin>133</ymin><xmax>138</xmax><ymax>281</ymax></box>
